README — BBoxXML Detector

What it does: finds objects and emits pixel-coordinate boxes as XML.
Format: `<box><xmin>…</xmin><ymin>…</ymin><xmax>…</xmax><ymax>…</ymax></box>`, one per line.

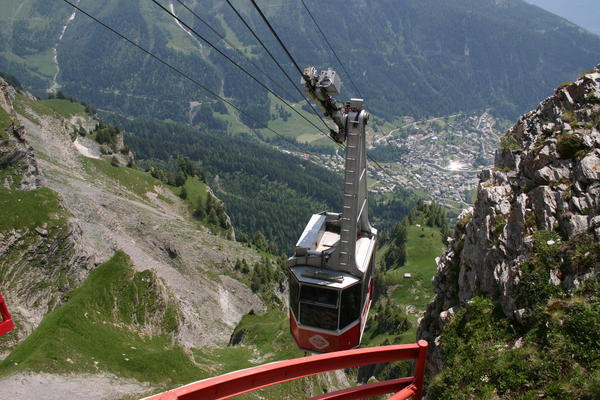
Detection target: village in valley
<box><xmin>301</xmin><ymin>112</ymin><xmax>505</xmax><ymax>210</ymax></box>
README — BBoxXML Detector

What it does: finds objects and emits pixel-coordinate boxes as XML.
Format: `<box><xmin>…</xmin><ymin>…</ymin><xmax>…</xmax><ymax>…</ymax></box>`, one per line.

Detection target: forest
<box><xmin>110</xmin><ymin>114</ymin><xmax>418</xmax><ymax>253</ymax></box>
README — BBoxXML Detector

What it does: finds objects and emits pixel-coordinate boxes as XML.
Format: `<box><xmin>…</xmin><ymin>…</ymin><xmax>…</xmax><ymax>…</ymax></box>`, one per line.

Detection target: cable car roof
<box><xmin>290</xmin><ymin>266</ymin><xmax>360</xmax><ymax>289</ymax></box>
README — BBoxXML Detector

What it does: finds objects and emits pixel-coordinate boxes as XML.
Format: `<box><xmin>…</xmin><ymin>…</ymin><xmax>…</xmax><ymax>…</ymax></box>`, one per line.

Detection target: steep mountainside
<box><xmin>0</xmin><ymin>77</ymin><xmax>351</xmax><ymax>399</ymax></box>
<box><xmin>1</xmin><ymin>0</ymin><xmax>599</xmax><ymax>124</ymax></box>
<box><xmin>418</xmin><ymin>67</ymin><xmax>600</xmax><ymax>398</ymax></box>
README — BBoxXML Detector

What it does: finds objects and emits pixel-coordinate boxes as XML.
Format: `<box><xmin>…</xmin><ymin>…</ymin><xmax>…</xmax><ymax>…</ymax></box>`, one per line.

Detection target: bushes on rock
<box><xmin>557</xmin><ymin>133</ymin><xmax>586</xmax><ymax>159</ymax></box>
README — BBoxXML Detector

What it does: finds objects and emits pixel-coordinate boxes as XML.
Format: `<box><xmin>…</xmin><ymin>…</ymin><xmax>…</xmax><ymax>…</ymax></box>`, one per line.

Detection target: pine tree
<box><xmin>208</xmin><ymin>208</ymin><xmax>219</xmax><ymax>226</ymax></box>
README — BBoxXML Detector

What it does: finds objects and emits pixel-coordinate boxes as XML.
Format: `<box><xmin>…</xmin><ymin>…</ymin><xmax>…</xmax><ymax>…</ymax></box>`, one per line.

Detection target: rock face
<box><xmin>0</xmin><ymin>79</ymin><xmax>41</xmax><ymax>190</ymax></box>
<box><xmin>418</xmin><ymin>66</ymin><xmax>600</xmax><ymax>373</ymax></box>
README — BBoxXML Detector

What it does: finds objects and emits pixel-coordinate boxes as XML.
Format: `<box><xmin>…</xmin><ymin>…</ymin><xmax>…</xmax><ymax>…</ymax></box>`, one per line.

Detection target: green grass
<box><xmin>192</xmin><ymin>309</ymin><xmax>301</xmax><ymax>373</ymax></box>
<box><xmin>40</xmin><ymin>99</ymin><xmax>85</xmax><ymax>118</ymax></box>
<box><xmin>0</xmin><ymin>0</ymin><xmax>24</xmax><ymax>22</ymax></box>
<box><xmin>365</xmin><ymin>220</ymin><xmax>444</xmax><ymax>346</ymax></box>
<box><xmin>83</xmin><ymin>158</ymin><xmax>163</xmax><ymax>200</ymax></box>
<box><xmin>0</xmin><ymin>252</ymin><xmax>201</xmax><ymax>387</ymax></box>
<box><xmin>0</xmin><ymin>187</ymin><xmax>67</xmax><ymax>231</ymax></box>
<box><xmin>259</xmin><ymin>95</ymin><xmax>336</xmax><ymax>145</ymax></box>
<box><xmin>214</xmin><ymin>109</ymin><xmax>252</xmax><ymax>135</ymax></box>
<box><xmin>23</xmin><ymin>49</ymin><xmax>56</xmax><ymax>77</ymax></box>
<box><xmin>387</xmin><ymin>223</ymin><xmax>444</xmax><ymax>311</ymax></box>
<box><xmin>12</xmin><ymin>94</ymin><xmax>41</xmax><ymax>124</ymax></box>
<box><xmin>428</xmin><ymin>292</ymin><xmax>600</xmax><ymax>400</ymax></box>
<box><xmin>170</xmin><ymin>176</ymin><xmax>208</xmax><ymax>210</ymax></box>
<box><xmin>192</xmin><ymin>310</ymin><xmax>326</xmax><ymax>399</ymax></box>
<box><xmin>0</xmin><ymin>106</ymin><xmax>13</xmax><ymax>132</ymax></box>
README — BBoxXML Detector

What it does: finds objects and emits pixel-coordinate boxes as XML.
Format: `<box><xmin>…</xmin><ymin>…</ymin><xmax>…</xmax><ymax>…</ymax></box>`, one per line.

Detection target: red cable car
<box><xmin>289</xmin><ymin>68</ymin><xmax>377</xmax><ymax>352</ymax></box>
<box><xmin>0</xmin><ymin>292</ymin><xmax>14</xmax><ymax>337</ymax></box>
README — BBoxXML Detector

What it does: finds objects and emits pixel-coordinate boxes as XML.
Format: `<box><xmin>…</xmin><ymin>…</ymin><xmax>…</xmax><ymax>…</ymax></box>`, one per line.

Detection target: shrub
<box><xmin>557</xmin><ymin>81</ymin><xmax>573</xmax><ymax>91</ymax></box>
<box><xmin>500</xmin><ymin>135</ymin><xmax>522</xmax><ymax>151</ymax></box>
<box><xmin>557</xmin><ymin>134</ymin><xmax>586</xmax><ymax>159</ymax></box>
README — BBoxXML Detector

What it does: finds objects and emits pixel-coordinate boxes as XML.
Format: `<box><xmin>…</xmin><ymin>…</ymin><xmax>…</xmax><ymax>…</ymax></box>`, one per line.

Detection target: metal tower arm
<box><xmin>299</xmin><ymin>67</ymin><xmax>376</xmax><ymax>277</ymax></box>
<box><xmin>301</xmin><ymin>67</ymin><xmax>346</xmax><ymax>143</ymax></box>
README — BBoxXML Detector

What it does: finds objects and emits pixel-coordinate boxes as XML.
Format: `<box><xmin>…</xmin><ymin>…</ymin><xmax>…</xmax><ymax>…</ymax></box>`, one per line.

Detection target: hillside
<box><xmin>418</xmin><ymin>67</ymin><xmax>600</xmax><ymax>398</ymax></box>
<box><xmin>1</xmin><ymin>0</ymin><xmax>599</xmax><ymax>126</ymax></box>
<box><xmin>526</xmin><ymin>0</ymin><xmax>600</xmax><ymax>35</ymax></box>
<box><xmin>0</xmin><ymin>78</ymin><xmax>353</xmax><ymax>398</ymax></box>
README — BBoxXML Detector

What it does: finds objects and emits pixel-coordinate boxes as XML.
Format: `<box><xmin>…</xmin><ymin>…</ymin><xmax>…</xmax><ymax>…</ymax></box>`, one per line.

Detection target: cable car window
<box><xmin>300</xmin><ymin>285</ymin><xmax>338</xmax><ymax>306</ymax></box>
<box><xmin>340</xmin><ymin>283</ymin><xmax>361</xmax><ymax>329</ymax></box>
<box><xmin>300</xmin><ymin>303</ymin><xmax>338</xmax><ymax>330</ymax></box>
<box><xmin>289</xmin><ymin>273</ymin><xmax>300</xmax><ymax>318</ymax></box>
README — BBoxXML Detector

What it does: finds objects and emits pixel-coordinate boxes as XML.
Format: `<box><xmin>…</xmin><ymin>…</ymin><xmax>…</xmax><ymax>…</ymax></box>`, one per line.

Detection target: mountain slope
<box><xmin>0</xmin><ymin>78</ymin><xmax>260</xmax><ymax>396</ymax></box>
<box><xmin>0</xmin><ymin>78</ymin><xmax>349</xmax><ymax>399</ymax></box>
<box><xmin>526</xmin><ymin>0</ymin><xmax>600</xmax><ymax>35</ymax></box>
<box><xmin>418</xmin><ymin>66</ymin><xmax>600</xmax><ymax>398</ymax></box>
<box><xmin>1</xmin><ymin>0</ymin><xmax>599</xmax><ymax>124</ymax></box>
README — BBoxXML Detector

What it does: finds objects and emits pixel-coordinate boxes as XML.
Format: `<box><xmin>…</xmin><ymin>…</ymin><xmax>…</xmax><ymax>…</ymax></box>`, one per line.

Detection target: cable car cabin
<box><xmin>288</xmin><ymin>212</ymin><xmax>376</xmax><ymax>353</ymax></box>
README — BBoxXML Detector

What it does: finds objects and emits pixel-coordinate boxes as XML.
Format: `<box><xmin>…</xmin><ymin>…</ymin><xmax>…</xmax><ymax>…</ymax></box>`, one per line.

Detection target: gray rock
<box><xmin>549</xmin><ymin>269</ymin><xmax>561</xmax><ymax>286</ymax></box>
<box><xmin>582</xmin><ymin>131</ymin><xmax>600</xmax><ymax>148</ymax></box>
<box><xmin>34</xmin><ymin>227</ymin><xmax>48</xmax><ymax>237</ymax></box>
<box><xmin>533</xmin><ymin>166</ymin><xmax>555</xmax><ymax>184</ymax></box>
<box><xmin>569</xmin><ymin>197</ymin><xmax>589</xmax><ymax>214</ymax></box>
<box><xmin>513</xmin><ymin>308</ymin><xmax>527</xmax><ymax>324</ymax></box>
<box><xmin>439</xmin><ymin>307</ymin><xmax>456</xmax><ymax>326</ymax></box>
<box><xmin>578</xmin><ymin>150</ymin><xmax>600</xmax><ymax>182</ymax></box>
<box><xmin>561</xmin><ymin>213</ymin><xmax>590</xmax><ymax>237</ymax></box>
<box><xmin>591</xmin><ymin>216</ymin><xmax>600</xmax><ymax>239</ymax></box>
<box><xmin>419</xmin><ymin>66</ymin><xmax>600</xmax><ymax>375</ymax></box>
<box><xmin>529</xmin><ymin>186</ymin><xmax>558</xmax><ymax>231</ymax></box>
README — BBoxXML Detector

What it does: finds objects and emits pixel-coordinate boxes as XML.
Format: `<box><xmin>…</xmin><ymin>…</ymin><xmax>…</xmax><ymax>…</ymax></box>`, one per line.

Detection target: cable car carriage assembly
<box><xmin>288</xmin><ymin>67</ymin><xmax>377</xmax><ymax>353</ymax></box>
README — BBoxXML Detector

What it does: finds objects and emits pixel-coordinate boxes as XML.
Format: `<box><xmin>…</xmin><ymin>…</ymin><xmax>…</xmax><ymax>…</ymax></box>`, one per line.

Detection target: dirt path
<box><xmin>0</xmin><ymin>373</ymin><xmax>150</xmax><ymax>400</ymax></box>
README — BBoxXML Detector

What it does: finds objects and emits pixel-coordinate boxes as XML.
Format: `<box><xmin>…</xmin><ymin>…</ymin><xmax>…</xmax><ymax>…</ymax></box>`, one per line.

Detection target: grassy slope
<box><xmin>427</xmin><ymin>230</ymin><xmax>600</xmax><ymax>399</ymax></box>
<box><xmin>365</xmin><ymin>218</ymin><xmax>445</xmax><ymax>346</ymax></box>
<box><xmin>196</xmin><ymin>310</ymin><xmax>328</xmax><ymax>399</ymax></box>
<box><xmin>40</xmin><ymin>99</ymin><xmax>85</xmax><ymax>118</ymax></box>
<box><xmin>0</xmin><ymin>0</ymin><xmax>55</xmax><ymax>87</ymax></box>
<box><xmin>0</xmin><ymin>187</ymin><xmax>68</xmax><ymax>231</ymax></box>
<box><xmin>13</xmin><ymin>93</ymin><xmax>55</xmax><ymax>124</ymax></box>
<box><xmin>1</xmin><ymin>93</ymin><xmax>339</xmax><ymax>397</ymax></box>
<box><xmin>170</xmin><ymin>176</ymin><xmax>208</xmax><ymax>211</ymax></box>
<box><xmin>259</xmin><ymin>94</ymin><xmax>336</xmax><ymax>146</ymax></box>
<box><xmin>0</xmin><ymin>106</ymin><xmax>11</xmax><ymax>132</ymax></box>
<box><xmin>83</xmin><ymin>158</ymin><xmax>177</xmax><ymax>208</ymax></box>
<box><xmin>0</xmin><ymin>252</ymin><xmax>201</xmax><ymax>388</ymax></box>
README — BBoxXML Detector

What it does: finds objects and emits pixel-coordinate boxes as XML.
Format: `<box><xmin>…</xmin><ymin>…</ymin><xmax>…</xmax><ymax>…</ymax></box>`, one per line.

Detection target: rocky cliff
<box><xmin>418</xmin><ymin>66</ymin><xmax>600</xmax><ymax>396</ymax></box>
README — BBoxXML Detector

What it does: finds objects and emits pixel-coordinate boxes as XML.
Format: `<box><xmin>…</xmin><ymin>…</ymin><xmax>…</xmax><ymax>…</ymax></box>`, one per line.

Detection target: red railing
<box><xmin>0</xmin><ymin>292</ymin><xmax>14</xmax><ymax>336</ymax></box>
<box><xmin>144</xmin><ymin>340</ymin><xmax>428</xmax><ymax>400</ymax></box>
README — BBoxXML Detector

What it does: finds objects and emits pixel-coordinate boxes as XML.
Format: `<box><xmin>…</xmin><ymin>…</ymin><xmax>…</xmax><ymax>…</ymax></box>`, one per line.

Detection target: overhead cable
<box><xmin>58</xmin><ymin>0</ymin><xmax>314</xmax><ymax>156</ymax></box>
<box><xmin>224</xmin><ymin>0</ymin><xmax>333</xmax><ymax>134</ymax></box>
<box><xmin>149</xmin><ymin>0</ymin><xmax>329</xmax><ymax>135</ymax></box>
<box><xmin>173</xmin><ymin>0</ymin><xmax>296</xmax><ymax>101</ymax></box>
<box><xmin>299</xmin><ymin>0</ymin><xmax>364</xmax><ymax>99</ymax></box>
<box><xmin>249</xmin><ymin>0</ymin><xmax>306</xmax><ymax>78</ymax></box>
<box><xmin>247</xmin><ymin>1</ymin><xmax>392</xmax><ymax>178</ymax></box>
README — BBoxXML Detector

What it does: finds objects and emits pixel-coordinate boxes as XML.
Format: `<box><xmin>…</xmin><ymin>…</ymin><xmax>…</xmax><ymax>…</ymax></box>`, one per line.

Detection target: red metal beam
<box><xmin>0</xmin><ymin>293</ymin><xmax>14</xmax><ymax>337</ymax></box>
<box><xmin>308</xmin><ymin>377</ymin><xmax>414</xmax><ymax>400</ymax></box>
<box><xmin>144</xmin><ymin>341</ymin><xmax>428</xmax><ymax>400</ymax></box>
<box><xmin>387</xmin><ymin>384</ymin><xmax>417</xmax><ymax>400</ymax></box>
